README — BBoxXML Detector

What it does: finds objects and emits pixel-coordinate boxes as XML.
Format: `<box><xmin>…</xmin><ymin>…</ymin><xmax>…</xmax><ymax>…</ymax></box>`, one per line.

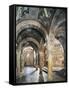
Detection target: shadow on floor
<box><xmin>55</xmin><ymin>69</ymin><xmax>66</xmax><ymax>78</ymax></box>
<box><xmin>39</xmin><ymin>72</ymin><xmax>44</xmax><ymax>82</ymax></box>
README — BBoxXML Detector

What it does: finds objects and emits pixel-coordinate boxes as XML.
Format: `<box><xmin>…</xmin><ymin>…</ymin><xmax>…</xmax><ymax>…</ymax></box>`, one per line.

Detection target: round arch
<box><xmin>16</xmin><ymin>19</ymin><xmax>48</xmax><ymax>42</ymax></box>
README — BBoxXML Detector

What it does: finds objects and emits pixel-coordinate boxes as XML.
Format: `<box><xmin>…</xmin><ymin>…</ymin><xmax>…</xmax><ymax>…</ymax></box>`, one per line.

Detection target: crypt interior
<box><xmin>16</xmin><ymin>6</ymin><xmax>67</xmax><ymax>83</ymax></box>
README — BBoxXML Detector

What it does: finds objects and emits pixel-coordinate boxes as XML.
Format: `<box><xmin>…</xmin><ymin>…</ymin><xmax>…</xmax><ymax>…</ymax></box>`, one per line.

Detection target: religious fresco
<box><xmin>16</xmin><ymin>6</ymin><xmax>67</xmax><ymax>83</ymax></box>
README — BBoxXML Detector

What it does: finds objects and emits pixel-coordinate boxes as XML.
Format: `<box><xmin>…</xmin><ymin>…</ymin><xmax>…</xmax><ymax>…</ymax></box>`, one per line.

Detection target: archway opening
<box><xmin>16</xmin><ymin>20</ymin><xmax>48</xmax><ymax>83</ymax></box>
<box><xmin>23</xmin><ymin>46</ymin><xmax>36</xmax><ymax>66</ymax></box>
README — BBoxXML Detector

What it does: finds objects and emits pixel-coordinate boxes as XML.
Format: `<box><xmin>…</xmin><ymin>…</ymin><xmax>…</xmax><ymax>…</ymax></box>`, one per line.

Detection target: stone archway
<box><xmin>16</xmin><ymin>19</ymin><xmax>48</xmax><ymax>41</ymax></box>
<box><xmin>16</xmin><ymin>7</ymin><xmax>66</xmax><ymax>83</ymax></box>
<box><xmin>16</xmin><ymin>19</ymin><xmax>48</xmax><ymax>78</ymax></box>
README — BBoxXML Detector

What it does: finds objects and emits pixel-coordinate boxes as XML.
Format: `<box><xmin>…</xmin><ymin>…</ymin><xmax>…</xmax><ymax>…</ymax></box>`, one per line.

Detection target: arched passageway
<box><xmin>16</xmin><ymin>7</ymin><xmax>66</xmax><ymax>83</ymax></box>
<box><xmin>16</xmin><ymin>19</ymin><xmax>48</xmax><ymax>83</ymax></box>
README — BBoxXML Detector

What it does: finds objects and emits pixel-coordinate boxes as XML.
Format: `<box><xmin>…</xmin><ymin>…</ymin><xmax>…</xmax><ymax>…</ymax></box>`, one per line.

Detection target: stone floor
<box><xmin>16</xmin><ymin>66</ymin><xmax>48</xmax><ymax>83</ymax></box>
<box><xmin>16</xmin><ymin>66</ymin><xmax>66</xmax><ymax>83</ymax></box>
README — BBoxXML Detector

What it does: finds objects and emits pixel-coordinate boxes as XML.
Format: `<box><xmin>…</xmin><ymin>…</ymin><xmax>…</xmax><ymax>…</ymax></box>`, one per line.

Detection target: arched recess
<box><xmin>21</xmin><ymin>41</ymin><xmax>39</xmax><ymax>67</ymax></box>
<box><xmin>16</xmin><ymin>37</ymin><xmax>40</xmax><ymax>77</ymax></box>
<box><xmin>47</xmin><ymin>9</ymin><xmax>66</xmax><ymax>80</ymax></box>
<box><xmin>16</xmin><ymin>19</ymin><xmax>49</xmax><ymax>78</ymax></box>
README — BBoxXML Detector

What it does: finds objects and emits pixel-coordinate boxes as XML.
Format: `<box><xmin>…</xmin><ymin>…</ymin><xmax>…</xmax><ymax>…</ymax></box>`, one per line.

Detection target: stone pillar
<box><xmin>20</xmin><ymin>48</ymin><xmax>25</xmax><ymax>78</ymax></box>
<box><xmin>16</xmin><ymin>49</ymin><xmax>21</xmax><ymax>77</ymax></box>
<box><xmin>39</xmin><ymin>40</ymin><xmax>46</xmax><ymax>73</ymax></box>
<box><xmin>48</xmin><ymin>52</ymin><xmax>53</xmax><ymax>81</ymax></box>
<box><xmin>47</xmin><ymin>34</ymin><xmax>54</xmax><ymax>81</ymax></box>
